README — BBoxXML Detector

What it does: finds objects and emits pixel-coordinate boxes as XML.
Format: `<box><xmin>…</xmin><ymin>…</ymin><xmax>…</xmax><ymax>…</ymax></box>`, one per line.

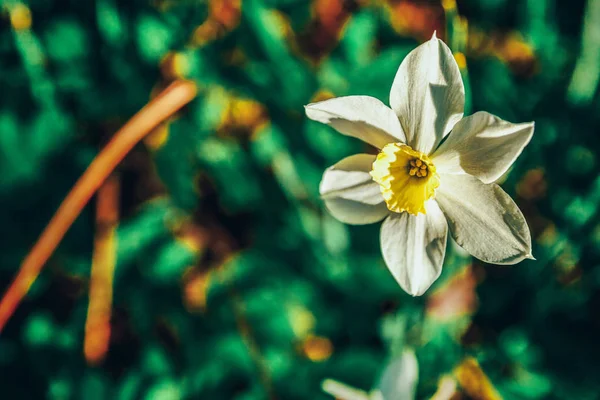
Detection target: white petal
<box><xmin>320</xmin><ymin>154</ymin><xmax>389</xmax><ymax>224</ymax></box>
<box><xmin>432</xmin><ymin>111</ymin><xmax>535</xmax><ymax>183</ymax></box>
<box><xmin>305</xmin><ymin>96</ymin><xmax>406</xmax><ymax>149</ymax></box>
<box><xmin>320</xmin><ymin>154</ymin><xmax>383</xmax><ymax>205</ymax></box>
<box><xmin>380</xmin><ymin>201</ymin><xmax>448</xmax><ymax>296</ymax></box>
<box><xmin>377</xmin><ymin>349</ymin><xmax>419</xmax><ymax>400</ymax></box>
<box><xmin>324</xmin><ymin>198</ymin><xmax>389</xmax><ymax>225</ymax></box>
<box><xmin>322</xmin><ymin>379</ymin><xmax>370</xmax><ymax>400</ymax></box>
<box><xmin>435</xmin><ymin>174</ymin><xmax>533</xmax><ymax>264</ymax></box>
<box><xmin>389</xmin><ymin>33</ymin><xmax>464</xmax><ymax>155</ymax></box>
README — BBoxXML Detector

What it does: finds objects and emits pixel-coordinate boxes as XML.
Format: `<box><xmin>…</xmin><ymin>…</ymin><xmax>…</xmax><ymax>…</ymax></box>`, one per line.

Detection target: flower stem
<box><xmin>0</xmin><ymin>80</ymin><xmax>198</xmax><ymax>332</ymax></box>
<box><xmin>84</xmin><ymin>174</ymin><xmax>120</xmax><ymax>365</ymax></box>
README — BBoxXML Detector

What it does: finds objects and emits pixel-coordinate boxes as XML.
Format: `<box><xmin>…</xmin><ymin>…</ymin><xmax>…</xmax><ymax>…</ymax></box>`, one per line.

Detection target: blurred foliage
<box><xmin>0</xmin><ymin>0</ymin><xmax>599</xmax><ymax>399</ymax></box>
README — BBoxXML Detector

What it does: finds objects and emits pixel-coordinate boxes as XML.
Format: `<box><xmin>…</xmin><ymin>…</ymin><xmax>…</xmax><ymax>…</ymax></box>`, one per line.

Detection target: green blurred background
<box><xmin>1</xmin><ymin>0</ymin><xmax>599</xmax><ymax>398</ymax></box>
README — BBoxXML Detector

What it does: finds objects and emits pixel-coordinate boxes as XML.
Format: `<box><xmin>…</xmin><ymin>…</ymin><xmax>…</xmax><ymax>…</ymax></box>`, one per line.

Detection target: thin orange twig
<box><xmin>0</xmin><ymin>80</ymin><xmax>198</xmax><ymax>332</ymax></box>
<box><xmin>84</xmin><ymin>174</ymin><xmax>120</xmax><ymax>365</ymax></box>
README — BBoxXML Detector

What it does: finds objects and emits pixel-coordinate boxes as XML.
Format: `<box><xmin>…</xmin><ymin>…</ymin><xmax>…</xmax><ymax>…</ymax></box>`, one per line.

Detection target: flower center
<box><xmin>370</xmin><ymin>143</ymin><xmax>440</xmax><ymax>215</ymax></box>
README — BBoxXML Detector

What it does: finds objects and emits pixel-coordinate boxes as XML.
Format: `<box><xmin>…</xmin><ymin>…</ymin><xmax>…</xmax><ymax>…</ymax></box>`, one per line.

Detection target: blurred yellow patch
<box><xmin>192</xmin><ymin>20</ymin><xmax>221</xmax><ymax>46</ymax></box>
<box><xmin>441</xmin><ymin>0</ymin><xmax>457</xmax><ymax>11</ymax></box>
<box><xmin>454</xmin><ymin>52</ymin><xmax>467</xmax><ymax>70</ymax></box>
<box><xmin>384</xmin><ymin>0</ymin><xmax>445</xmax><ymax>41</ymax></box>
<box><xmin>160</xmin><ymin>52</ymin><xmax>190</xmax><ymax>80</ymax></box>
<box><xmin>191</xmin><ymin>0</ymin><xmax>241</xmax><ymax>46</ymax></box>
<box><xmin>165</xmin><ymin>213</ymin><xmax>209</xmax><ymax>255</ymax></box>
<box><xmin>300</xmin><ymin>335</ymin><xmax>333</xmax><ymax>362</ymax></box>
<box><xmin>496</xmin><ymin>33</ymin><xmax>536</xmax><ymax>68</ymax></box>
<box><xmin>219</xmin><ymin>96</ymin><xmax>269</xmax><ymax>139</ymax></box>
<box><xmin>183</xmin><ymin>268</ymin><xmax>212</xmax><ymax>312</ymax></box>
<box><xmin>468</xmin><ymin>29</ymin><xmax>538</xmax><ymax>77</ymax></box>
<box><xmin>144</xmin><ymin>124</ymin><xmax>170</xmax><ymax>150</ymax></box>
<box><xmin>270</xmin><ymin>10</ymin><xmax>293</xmax><ymax>40</ymax></box>
<box><xmin>310</xmin><ymin>89</ymin><xmax>335</xmax><ymax>103</ymax></box>
<box><xmin>454</xmin><ymin>357</ymin><xmax>502</xmax><ymax>400</ymax></box>
<box><xmin>176</xmin><ymin>223</ymin><xmax>209</xmax><ymax>255</ymax></box>
<box><xmin>288</xmin><ymin>304</ymin><xmax>316</xmax><ymax>338</ymax></box>
<box><xmin>9</xmin><ymin>3</ymin><xmax>31</xmax><ymax>31</ymax></box>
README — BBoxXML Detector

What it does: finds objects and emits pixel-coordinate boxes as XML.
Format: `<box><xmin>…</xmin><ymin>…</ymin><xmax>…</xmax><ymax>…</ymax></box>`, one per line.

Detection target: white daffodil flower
<box><xmin>322</xmin><ymin>349</ymin><xmax>419</xmax><ymax>400</ymax></box>
<box><xmin>306</xmin><ymin>33</ymin><xmax>534</xmax><ymax>296</ymax></box>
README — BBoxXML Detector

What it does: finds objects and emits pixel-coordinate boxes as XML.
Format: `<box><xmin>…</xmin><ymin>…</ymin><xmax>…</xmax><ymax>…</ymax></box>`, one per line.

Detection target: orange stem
<box><xmin>84</xmin><ymin>174</ymin><xmax>120</xmax><ymax>365</ymax></box>
<box><xmin>0</xmin><ymin>80</ymin><xmax>197</xmax><ymax>332</ymax></box>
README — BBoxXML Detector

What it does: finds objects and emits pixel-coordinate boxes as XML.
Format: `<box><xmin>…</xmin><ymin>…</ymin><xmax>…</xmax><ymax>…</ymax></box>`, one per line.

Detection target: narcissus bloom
<box><xmin>306</xmin><ymin>33</ymin><xmax>534</xmax><ymax>296</ymax></box>
<box><xmin>322</xmin><ymin>349</ymin><xmax>418</xmax><ymax>400</ymax></box>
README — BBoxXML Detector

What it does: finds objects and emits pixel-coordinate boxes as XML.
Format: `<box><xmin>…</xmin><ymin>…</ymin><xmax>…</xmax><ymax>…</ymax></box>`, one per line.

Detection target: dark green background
<box><xmin>1</xmin><ymin>0</ymin><xmax>599</xmax><ymax>398</ymax></box>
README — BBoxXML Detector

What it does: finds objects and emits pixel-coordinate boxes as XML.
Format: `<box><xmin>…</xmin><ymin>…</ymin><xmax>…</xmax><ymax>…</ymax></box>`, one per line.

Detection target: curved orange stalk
<box><xmin>84</xmin><ymin>174</ymin><xmax>119</xmax><ymax>365</ymax></box>
<box><xmin>0</xmin><ymin>80</ymin><xmax>198</xmax><ymax>332</ymax></box>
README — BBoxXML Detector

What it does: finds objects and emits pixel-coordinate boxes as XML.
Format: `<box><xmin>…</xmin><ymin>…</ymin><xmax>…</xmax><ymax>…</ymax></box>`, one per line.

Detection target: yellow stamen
<box><xmin>370</xmin><ymin>143</ymin><xmax>440</xmax><ymax>215</ymax></box>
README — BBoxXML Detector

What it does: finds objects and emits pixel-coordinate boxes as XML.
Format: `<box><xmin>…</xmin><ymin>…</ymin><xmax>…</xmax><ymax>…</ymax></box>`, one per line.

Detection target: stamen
<box><xmin>407</xmin><ymin>157</ymin><xmax>429</xmax><ymax>179</ymax></box>
<box><xmin>370</xmin><ymin>143</ymin><xmax>439</xmax><ymax>215</ymax></box>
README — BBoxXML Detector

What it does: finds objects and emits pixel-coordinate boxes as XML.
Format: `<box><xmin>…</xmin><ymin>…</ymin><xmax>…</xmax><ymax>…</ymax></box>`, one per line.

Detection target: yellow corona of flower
<box><xmin>369</xmin><ymin>143</ymin><xmax>440</xmax><ymax>215</ymax></box>
<box><xmin>306</xmin><ymin>32</ymin><xmax>534</xmax><ymax>296</ymax></box>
